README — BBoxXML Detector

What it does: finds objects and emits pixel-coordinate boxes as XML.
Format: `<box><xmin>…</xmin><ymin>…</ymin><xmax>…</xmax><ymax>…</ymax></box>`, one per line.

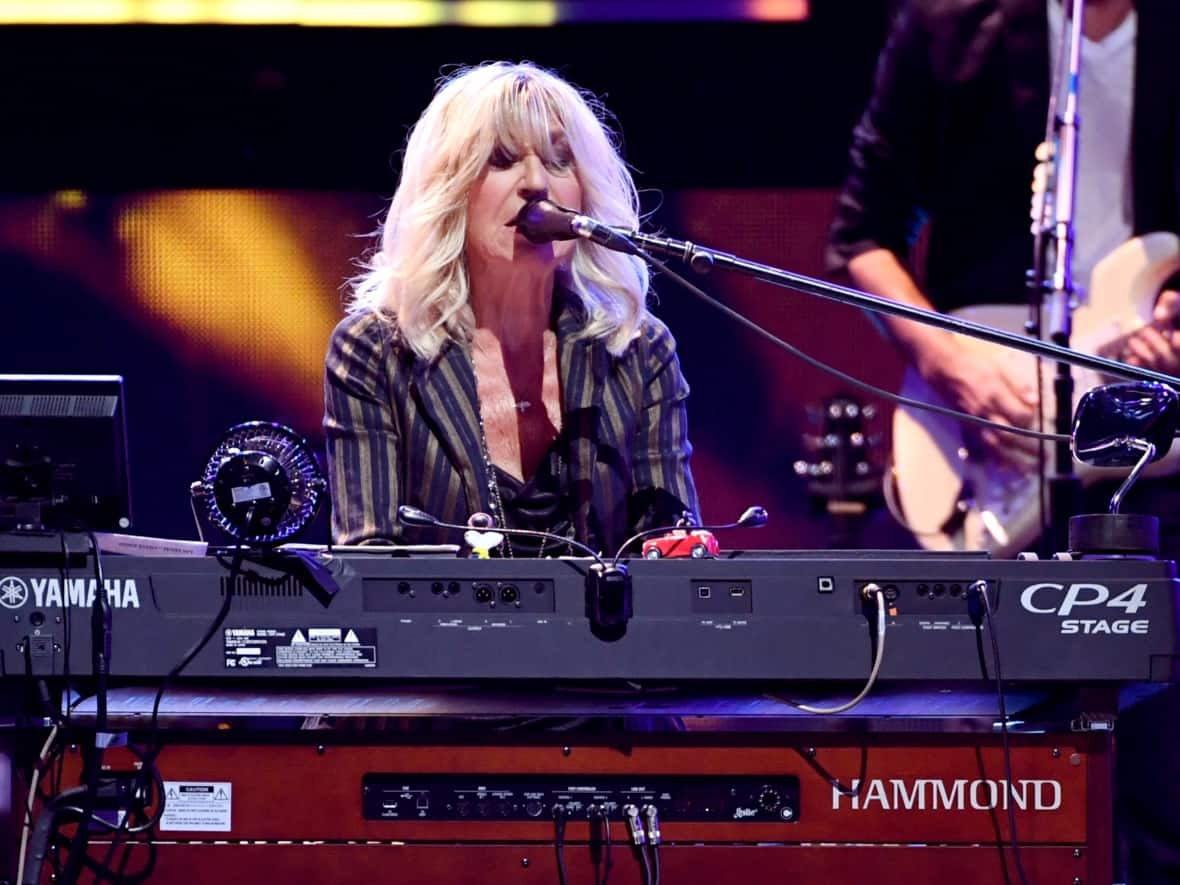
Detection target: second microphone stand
<box><xmin>1029</xmin><ymin>0</ymin><xmax>1087</xmax><ymax>554</ymax></box>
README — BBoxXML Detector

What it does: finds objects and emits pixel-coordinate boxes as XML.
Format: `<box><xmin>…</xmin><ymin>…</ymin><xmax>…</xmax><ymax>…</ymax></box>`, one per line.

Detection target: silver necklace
<box><xmin>470</xmin><ymin>350</ymin><xmax>573</xmax><ymax>559</ymax></box>
<box><xmin>473</xmin><ymin>399</ymin><xmax>515</xmax><ymax>558</ymax></box>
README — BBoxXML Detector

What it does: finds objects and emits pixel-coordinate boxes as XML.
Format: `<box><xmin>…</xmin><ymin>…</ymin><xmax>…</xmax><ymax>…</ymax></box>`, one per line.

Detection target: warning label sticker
<box><xmin>159</xmin><ymin>781</ymin><xmax>232</xmax><ymax>832</ymax></box>
<box><xmin>223</xmin><ymin>627</ymin><xmax>377</xmax><ymax>669</ymax></box>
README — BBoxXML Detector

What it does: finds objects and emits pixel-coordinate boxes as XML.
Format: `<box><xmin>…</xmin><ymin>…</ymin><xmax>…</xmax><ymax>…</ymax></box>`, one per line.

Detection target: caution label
<box><xmin>223</xmin><ymin>626</ymin><xmax>377</xmax><ymax>669</ymax></box>
<box><xmin>159</xmin><ymin>781</ymin><xmax>232</xmax><ymax>832</ymax></box>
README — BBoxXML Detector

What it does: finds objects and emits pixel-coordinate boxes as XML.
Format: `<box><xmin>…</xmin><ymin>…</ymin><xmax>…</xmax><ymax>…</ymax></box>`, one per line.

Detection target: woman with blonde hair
<box><xmin>324</xmin><ymin>61</ymin><xmax>698</xmax><ymax>554</ymax></box>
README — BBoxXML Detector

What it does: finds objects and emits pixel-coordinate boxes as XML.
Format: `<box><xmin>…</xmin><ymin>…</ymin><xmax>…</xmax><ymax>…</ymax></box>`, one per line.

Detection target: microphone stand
<box><xmin>615</xmin><ymin>228</ymin><xmax>1180</xmax><ymax>557</ymax></box>
<box><xmin>1029</xmin><ymin>0</ymin><xmax>1087</xmax><ymax>554</ymax></box>
<box><xmin>621</xmin><ymin>231</ymin><xmax>1178</xmax><ymax>391</ymax></box>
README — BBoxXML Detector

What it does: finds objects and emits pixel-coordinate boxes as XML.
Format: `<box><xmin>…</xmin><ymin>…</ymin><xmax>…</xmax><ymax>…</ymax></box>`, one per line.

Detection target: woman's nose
<box><xmin>518</xmin><ymin>154</ymin><xmax>549</xmax><ymax>197</ymax></box>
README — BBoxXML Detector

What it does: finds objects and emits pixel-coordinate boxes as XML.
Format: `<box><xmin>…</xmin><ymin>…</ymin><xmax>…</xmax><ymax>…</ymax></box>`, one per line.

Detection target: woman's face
<box><xmin>464</xmin><ymin>130</ymin><xmax>583</xmax><ymax>271</ymax></box>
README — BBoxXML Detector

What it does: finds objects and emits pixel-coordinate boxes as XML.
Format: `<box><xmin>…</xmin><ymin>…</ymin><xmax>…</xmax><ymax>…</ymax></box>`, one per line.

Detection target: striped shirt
<box><xmin>323</xmin><ymin>292</ymin><xmax>699</xmax><ymax>555</ymax></box>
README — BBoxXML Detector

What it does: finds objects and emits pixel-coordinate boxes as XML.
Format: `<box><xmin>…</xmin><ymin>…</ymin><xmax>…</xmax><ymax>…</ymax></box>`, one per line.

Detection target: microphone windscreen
<box><xmin>516</xmin><ymin>199</ymin><xmax>578</xmax><ymax>244</ymax></box>
<box><xmin>396</xmin><ymin>505</ymin><xmax>437</xmax><ymax>527</ymax></box>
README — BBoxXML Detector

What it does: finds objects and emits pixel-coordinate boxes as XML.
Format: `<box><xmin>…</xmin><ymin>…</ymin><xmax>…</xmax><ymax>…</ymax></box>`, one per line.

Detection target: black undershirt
<box><xmin>492</xmin><ymin>436</ymin><xmax>573</xmax><ymax>556</ymax></box>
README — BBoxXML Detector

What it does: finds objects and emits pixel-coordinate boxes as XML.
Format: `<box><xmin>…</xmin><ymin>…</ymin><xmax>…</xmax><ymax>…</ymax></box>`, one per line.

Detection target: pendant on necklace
<box><xmin>514</xmin><ymin>400</ymin><xmax>532</xmax><ymax>413</ymax></box>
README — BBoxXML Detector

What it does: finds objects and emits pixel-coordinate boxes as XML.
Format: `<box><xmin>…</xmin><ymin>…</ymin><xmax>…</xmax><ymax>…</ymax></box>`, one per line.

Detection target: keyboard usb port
<box><xmin>691</xmin><ymin>579</ymin><xmax>752</xmax><ymax>613</ymax></box>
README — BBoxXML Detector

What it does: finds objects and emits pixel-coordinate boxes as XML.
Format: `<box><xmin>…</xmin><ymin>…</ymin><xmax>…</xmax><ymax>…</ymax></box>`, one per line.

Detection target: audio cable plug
<box><xmin>966</xmin><ymin>579</ymin><xmax>990</xmax><ymax>627</ymax></box>
<box><xmin>623</xmin><ymin>804</ymin><xmax>646</xmax><ymax>845</ymax></box>
<box><xmin>858</xmin><ymin>581</ymin><xmax>883</xmax><ymax>604</ymax></box>
<box><xmin>640</xmin><ymin>803</ymin><xmax>661</xmax><ymax>845</ymax></box>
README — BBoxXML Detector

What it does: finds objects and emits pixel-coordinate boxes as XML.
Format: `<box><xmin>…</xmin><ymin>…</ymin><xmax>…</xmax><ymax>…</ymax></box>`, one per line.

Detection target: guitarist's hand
<box><xmin>921</xmin><ymin>345</ymin><xmax>1040</xmax><ymax>465</ymax></box>
<box><xmin>1120</xmin><ymin>289</ymin><xmax>1180</xmax><ymax>374</ymax></box>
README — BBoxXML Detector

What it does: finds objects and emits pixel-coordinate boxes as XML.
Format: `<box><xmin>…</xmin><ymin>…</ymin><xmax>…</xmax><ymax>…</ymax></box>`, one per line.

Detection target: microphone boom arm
<box><xmin>615</xmin><ymin>229</ymin><xmax>1179</xmax><ymax>389</ymax></box>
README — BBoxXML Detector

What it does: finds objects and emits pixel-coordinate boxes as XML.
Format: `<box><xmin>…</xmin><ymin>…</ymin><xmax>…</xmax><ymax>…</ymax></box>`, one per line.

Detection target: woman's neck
<box><xmin>469</xmin><ymin>268</ymin><xmax>556</xmax><ymax>345</ymax></box>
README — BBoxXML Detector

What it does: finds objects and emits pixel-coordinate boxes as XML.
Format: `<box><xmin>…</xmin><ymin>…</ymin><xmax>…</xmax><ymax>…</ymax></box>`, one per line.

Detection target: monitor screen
<box><xmin>0</xmin><ymin>375</ymin><xmax>132</xmax><ymax>532</ymax></box>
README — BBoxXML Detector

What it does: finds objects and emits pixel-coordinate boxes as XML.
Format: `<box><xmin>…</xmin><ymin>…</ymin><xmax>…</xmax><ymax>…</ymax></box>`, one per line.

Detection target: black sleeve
<box><xmin>826</xmin><ymin>0</ymin><xmax>936</xmax><ymax>273</ymax></box>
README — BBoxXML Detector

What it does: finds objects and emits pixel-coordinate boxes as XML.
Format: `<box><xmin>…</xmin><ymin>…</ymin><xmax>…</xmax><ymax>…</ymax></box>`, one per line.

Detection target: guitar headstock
<box><xmin>1029</xmin><ymin>139</ymin><xmax>1054</xmax><ymax>238</ymax></box>
<box><xmin>794</xmin><ymin>394</ymin><xmax>883</xmax><ymax>508</ymax></box>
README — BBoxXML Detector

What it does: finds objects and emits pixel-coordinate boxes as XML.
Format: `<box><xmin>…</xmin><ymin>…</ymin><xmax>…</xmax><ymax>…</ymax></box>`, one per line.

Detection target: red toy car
<box><xmin>641</xmin><ymin>529</ymin><xmax>720</xmax><ymax>559</ymax></box>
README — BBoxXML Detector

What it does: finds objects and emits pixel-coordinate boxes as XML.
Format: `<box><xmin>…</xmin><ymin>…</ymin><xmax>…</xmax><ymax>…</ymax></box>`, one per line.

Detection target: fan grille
<box><xmin>201</xmin><ymin>421</ymin><xmax>326</xmax><ymax>543</ymax></box>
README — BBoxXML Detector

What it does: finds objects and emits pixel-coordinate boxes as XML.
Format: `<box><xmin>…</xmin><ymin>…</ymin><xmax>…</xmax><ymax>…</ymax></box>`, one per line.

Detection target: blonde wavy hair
<box><xmin>348</xmin><ymin>61</ymin><xmax>650</xmax><ymax>361</ymax></box>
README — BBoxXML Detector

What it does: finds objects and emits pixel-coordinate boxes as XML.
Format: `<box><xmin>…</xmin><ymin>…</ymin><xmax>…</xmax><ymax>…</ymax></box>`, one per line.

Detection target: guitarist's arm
<box><xmin>847</xmin><ymin>247</ymin><xmax>1038</xmax><ymax>461</ymax></box>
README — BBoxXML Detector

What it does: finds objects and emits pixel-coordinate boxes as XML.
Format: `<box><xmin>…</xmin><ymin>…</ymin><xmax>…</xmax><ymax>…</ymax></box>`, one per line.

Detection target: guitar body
<box><xmin>891</xmin><ymin>232</ymin><xmax>1180</xmax><ymax>555</ymax></box>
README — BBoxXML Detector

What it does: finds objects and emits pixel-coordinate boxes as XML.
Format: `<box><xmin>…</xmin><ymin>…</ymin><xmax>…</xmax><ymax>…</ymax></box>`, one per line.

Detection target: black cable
<box><xmin>32</xmin><ymin>527</ymin><xmax>103</xmax><ymax>885</ymax></box>
<box><xmin>553</xmin><ymin>804</ymin><xmax>569</xmax><ymax>885</ymax></box>
<box><xmin>589</xmin><ymin>805</ymin><xmax>603</xmax><ymax>885</ymax></box>
<box><xmin>92</xmin><ymin>818</ymin><xmax>128</xmax><ymax>884</ymax></box>
<box><xmin>634</xmin><ymin>245</ymin><xmax>1070</xmax><ymax>445</ymax></box>
<box><xmin>587</xmin><ymin>804</ymin><xmax>614</xmax><ymax>885</ymax></box>
<box><xmin>58</xmin><ymin>731</ymin><xmax>104</xmax><ymax>883</ymax></box>
<box><xmin>967</xmin><ymin>583</ymin><xmax>991</xmax><ymax>680</ymax></box>
<box><xmin>623</xmin><ymin>804</ymin><xmax>651</xmax><ymax>885</ymax></box>
<box><xmin>56</xmin><ymin>532</ymin><xmax>73</xmax><ymax>729</ymax></box>
<box><xmin>52</xmin><ymin>804</ymin><xmax>157</xmax><ymax>885</ymax></box>
<box><xmin>37</xmin><ymin>740</ymin><xmax>162</xmax><ymax>885</ymax></box>
<box><xmin>970</xmin><ymin>580</ymin><xmax>1030</xmax><ymax>885</ymax></box>
<box><xmin>85</xmin><ymin>529</ymin><xmax>110</xmax><ymax>734</ymax></box>
<box><xmin>22</xmin><ymin>786</ymin><xmax>86</xmax><ymax>885</ymax></box>
<box><xmin>601</xmin><ymin>805</ymin><xmax>613</xmax><ymax>885</ymax></box>
<box><xmin>144</xmin><ymin>546</ymin><xmax>247</xmax><ymax>764</ymax></box>
<box><xmin>793</xmin><ymin>744</ymin><xmax>869</xmax><ymax>800</ymax></box>
<box><xmin>641</xmin><ymin>805</ymin><xmax>661</xmax><ymax>885</ymax></box>
<box><xmin>973</xmin><ymin>625</ymin><xmax>991</xmax><ymax>681</ymax></box>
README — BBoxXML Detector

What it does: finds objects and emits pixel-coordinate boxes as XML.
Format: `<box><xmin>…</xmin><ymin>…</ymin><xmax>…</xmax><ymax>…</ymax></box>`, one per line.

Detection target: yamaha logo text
<box><xmin>0</xmin><ymin>576</ymin><xmax>141</xmax><ymax>610</ymax></box>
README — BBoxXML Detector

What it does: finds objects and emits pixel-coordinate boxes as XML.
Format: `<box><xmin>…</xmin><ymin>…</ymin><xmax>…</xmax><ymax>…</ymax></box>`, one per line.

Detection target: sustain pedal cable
<box><xmin>968</xmin><ymin>579</ymin><xmax>1029</xmax><ymax>885</ymax></box>
<box><xmin>553</xmin><ymin>803</ymin><xmax>569</xmax><ymax>885</ymax></box>
<box><xmin>770</xmin><ymin>583</ymin><xmax>888</xmax><ymax>714</ymax></box>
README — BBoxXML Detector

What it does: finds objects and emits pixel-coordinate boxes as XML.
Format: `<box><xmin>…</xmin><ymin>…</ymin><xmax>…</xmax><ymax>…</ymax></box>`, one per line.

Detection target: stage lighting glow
<box><xmin>0</xmin><ymin>0</ymin><xmax>561</xmax><ymax>26</ymax></box>
<box><xmin>749</xmin><ymin>0</ymin><xmax>807</xmax><ymax>22</ymax></box>
<box><xmin>0</xmin><ymin>0</ymin><xmax>807</xmax><ymax>25</ymax></box>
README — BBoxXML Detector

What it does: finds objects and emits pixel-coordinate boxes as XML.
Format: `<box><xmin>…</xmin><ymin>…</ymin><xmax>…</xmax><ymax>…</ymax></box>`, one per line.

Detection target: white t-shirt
<box><xmin>1046</xmin><ymin>0</ymin><xmax>1136</xmax><ymax>296</ymax></box>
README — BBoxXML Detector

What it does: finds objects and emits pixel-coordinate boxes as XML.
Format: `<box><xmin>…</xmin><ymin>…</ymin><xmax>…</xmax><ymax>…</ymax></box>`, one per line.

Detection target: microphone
<box><xmin>397</xmin><ymin>505</ymin><xmax>604</xmax><ymax>560</ymax></box>
<box><xmin>514</xmin><ymin>199</ymin><xmax>641</xmax><ymax>255</ymax></box>
<box><xmin>397</xmin><ymin>505</ymin><xmax>633</xmax><ymax>640</ymax></box>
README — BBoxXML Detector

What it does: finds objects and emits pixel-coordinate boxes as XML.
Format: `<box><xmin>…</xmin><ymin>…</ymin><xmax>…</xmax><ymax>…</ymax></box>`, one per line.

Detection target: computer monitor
<box><xmin>0</xmin><ymin>374</ymin><xmax>132</xmax><ymax>532</ymax></box>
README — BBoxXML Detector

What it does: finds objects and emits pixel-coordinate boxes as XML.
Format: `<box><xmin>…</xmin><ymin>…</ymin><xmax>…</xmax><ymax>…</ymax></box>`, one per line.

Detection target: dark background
<box><xmin>0</xmin><ymin>4</ymin><xmax>915</xmax><ymax>550</ymax></box>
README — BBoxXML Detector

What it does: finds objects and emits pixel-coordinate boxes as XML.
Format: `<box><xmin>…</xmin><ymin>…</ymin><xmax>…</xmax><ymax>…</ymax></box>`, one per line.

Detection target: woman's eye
<box><xmin>545</xmin><ymin>147</ymin><xmax>575</xmax><ymax>172</ymax></box>
<box><xmin>489</xmin><ymin>146</ymin><xmax>517</xmax><ymax>169</ymax></box>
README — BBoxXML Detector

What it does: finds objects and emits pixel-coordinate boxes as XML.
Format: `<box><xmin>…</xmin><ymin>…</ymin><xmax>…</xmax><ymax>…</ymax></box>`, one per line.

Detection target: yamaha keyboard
<box><xmin>1</xmin><ymin>550</ymin><xmax>1176</xmax><ymax>682</ymax></box>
